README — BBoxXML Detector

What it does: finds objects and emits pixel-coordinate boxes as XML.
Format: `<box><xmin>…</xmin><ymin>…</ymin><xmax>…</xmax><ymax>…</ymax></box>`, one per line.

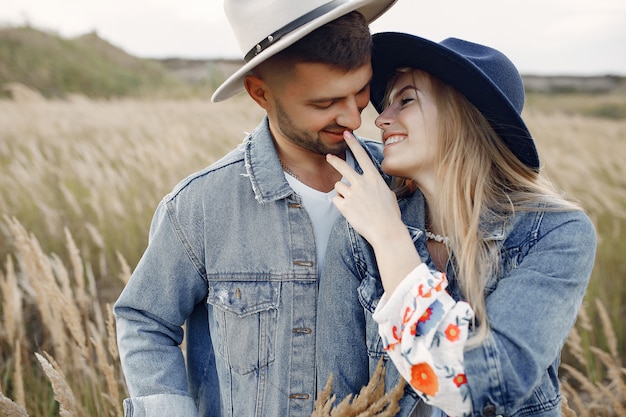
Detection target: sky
<box><xmin>3</xmin><ymin>0</ymin><xmax>626</xmax><ymax>76</ymax></box>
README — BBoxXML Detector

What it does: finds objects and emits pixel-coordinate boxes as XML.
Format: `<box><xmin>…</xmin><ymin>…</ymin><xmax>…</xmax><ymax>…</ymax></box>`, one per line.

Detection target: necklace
<box><xmin>280</xmin><ymin>160</ymin><xmax>300</xmax><ymax>181</ymax></box>
<box><xmin>425</xmin><ymin>230</ymin><xmax>450</xmax><ymax>246</ymax></box>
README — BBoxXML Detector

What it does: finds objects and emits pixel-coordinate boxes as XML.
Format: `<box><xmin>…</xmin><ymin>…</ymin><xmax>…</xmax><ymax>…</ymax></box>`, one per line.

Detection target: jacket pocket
<box><xmin>207</xmin><ymin>280</ymin><xmax>280</xmax><ymax>375</ymax></box>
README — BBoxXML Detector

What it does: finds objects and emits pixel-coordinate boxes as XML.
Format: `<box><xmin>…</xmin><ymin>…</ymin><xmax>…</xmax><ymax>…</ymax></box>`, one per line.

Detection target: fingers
<box><xmin>326</xmin><ymin>130</ymin><xmax>378</xmax><ymax>182</ymax></box>
<box><xmin>325</xmin><ymin>152</ymin><xmax>354</xmax><ymax>180</ymax></box>
<box><xmin>342</xmin><ymin>131</ymin><xmax>378</xmax><ymax>175</ymax></box>
<box><xmin>333</xmin><ymin>180</ymin><xmax>350</xmax><ymax>198</ymax></box>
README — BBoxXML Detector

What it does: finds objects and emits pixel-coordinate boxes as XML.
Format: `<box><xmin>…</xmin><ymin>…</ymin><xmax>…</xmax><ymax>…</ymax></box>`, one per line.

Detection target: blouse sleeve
<box><xmin>372</xmin><ymin>263</ymin><xmax>474</xmax><ymax>417</ymax></box>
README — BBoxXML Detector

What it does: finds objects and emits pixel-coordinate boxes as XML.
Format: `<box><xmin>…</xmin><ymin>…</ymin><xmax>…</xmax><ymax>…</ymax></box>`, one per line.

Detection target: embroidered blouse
<box><xmin>372</xmin><ymin>263</ymin><xmax>474</xmax><ymax>417</ymax></box>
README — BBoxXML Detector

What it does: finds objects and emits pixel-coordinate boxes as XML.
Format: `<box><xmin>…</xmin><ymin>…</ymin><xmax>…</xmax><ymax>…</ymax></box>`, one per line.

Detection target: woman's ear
<box><xmin>244</xmin><ymin>75</ymin><xmax>270</xmax><ymax>110</ymax></box>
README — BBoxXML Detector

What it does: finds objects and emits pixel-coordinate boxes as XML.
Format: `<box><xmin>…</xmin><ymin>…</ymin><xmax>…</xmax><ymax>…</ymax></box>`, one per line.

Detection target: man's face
<box><xmin>266</xmin><ymin>61</ymin><xmax>372</xmax><ymax>157</ymax></box>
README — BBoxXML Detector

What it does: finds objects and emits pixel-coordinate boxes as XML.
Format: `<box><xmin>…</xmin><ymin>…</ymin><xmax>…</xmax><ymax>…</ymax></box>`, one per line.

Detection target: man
<box><xmin>114</xmin><ymin>1</ymin><xmax>398</xmax><ymax>416</ymax></box>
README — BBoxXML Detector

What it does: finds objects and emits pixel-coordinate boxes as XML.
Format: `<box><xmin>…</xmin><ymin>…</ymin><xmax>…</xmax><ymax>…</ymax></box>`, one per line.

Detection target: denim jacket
<box><xmin>321</xmin><ymin>189</ymin><xmax>596</xmax><ymax>417</ymax></box>
<box><xmin>114</xmin><ymin>116</ymin><xmax>384</xmax><ymax>417</ymax></box>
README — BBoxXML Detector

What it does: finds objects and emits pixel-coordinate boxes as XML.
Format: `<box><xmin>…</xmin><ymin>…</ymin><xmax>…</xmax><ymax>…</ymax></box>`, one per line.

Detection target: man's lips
<box><xmin>324</xmin><ymin>130</ymin><xmax>349</xmax><ymax>141</ymax></box>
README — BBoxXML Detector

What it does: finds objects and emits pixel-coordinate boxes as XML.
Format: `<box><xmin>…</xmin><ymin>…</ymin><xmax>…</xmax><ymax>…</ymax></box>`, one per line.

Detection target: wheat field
<box><xmin>0</xmin><ymin>93</ymin><xmax>625</xmax><ymax>416</ymax></box>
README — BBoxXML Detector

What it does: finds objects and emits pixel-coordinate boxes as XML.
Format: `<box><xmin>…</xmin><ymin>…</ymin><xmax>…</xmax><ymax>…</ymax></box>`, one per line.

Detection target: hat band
<box><xmin>244</xmin><ymin>0</ymin><xmax>349</xmax><ymax>63</ymax></box>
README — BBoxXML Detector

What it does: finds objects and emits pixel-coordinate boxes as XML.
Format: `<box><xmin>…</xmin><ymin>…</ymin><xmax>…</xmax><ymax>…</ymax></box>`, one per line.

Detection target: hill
<box><xmin>0</xmin><ymin>26</ymin><xmax>189</xmax><ymax>98</ymax></box>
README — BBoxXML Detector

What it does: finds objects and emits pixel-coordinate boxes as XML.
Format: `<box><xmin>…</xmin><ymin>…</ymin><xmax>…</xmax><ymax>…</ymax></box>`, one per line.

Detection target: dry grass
<box><xmin>561</xmin><ymin>300</ymin><xmax>626</xmax><ymax>417</ymax></box>
<box><xmin>0</xmin><ymin>95</ymin><xmax>625</xmax><ymax>416</ymax></box>
<box><xmin>0</xmin><ymin>96</ymin><xmax>264</xmax><ymax>298</ymax></box>
<box><xmin>313</xmin><ymin>360</ymin><xmax>405</xmax><ymax>417</ymax></box>
<box><xmin>1</xmin><ymin>215</ymin><xmax>125</xmax><ymax>416</ymax></box>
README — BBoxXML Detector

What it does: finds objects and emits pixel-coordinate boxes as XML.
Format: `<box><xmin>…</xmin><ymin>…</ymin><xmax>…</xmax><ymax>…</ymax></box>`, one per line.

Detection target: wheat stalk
<box><xmin>312</xmin><ymin>359</ymin><xmax>404</xmax><ymax>417</ymax></box>
<box><xmin>0</xmin><ymin>255</ymin><xmax>23</xmax><ymax>346</ymax></box>
<box><xmin>11</xmin><ymin>339</ymin><xmax>25</xmax><ymax>409</ymax></box>
<box><xmin>0</xmin><ymin>392</ymin><xmax>29</xmax><ymax>417</ymax></box>
<box><xmin>5</xmin><ymin>216</ymin><xmax>68</xmax><ymax>363</ymax></box>
<box><xmin>105</xmin><ymin>303</ymin><xmax>119</xmax><ymax>361</ymax></box>
<box><xmin>90</xmin><ymin>335</ymin><xmax>120</xmax><ymax>412</ymax></box>
<box><xmin>562</xmin><ymin>380</ymin><xmax>588</xmax><ymax>417</ymax></box>
<box><xmin>35</xmin><ymin>352</ymin><xmax>84</xmax><ymax>417</ymax></box>
<box><xmin>594</xmin><ymin>299</ymin><xmax>620</xmax><ymax>361</ymax></box>
<box><xmin>115</xmin><ymin>251</ymin><xmax>132</xmax><ymax>285</ymax></box>
<box><xmin>64</xmin><ymin>227</ymin><xmax>88</xmax><ymax>314</ymax></box>
<box><xmin>561</xmin><ymin>394</ymin><xmax>577</xmax><ymax>417</ymax></box>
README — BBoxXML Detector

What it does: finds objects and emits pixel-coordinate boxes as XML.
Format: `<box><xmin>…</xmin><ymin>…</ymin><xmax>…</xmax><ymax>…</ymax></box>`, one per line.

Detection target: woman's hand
<box><xmin>327</xmin><ymin>131</ymin><xmax>422</xmax><ymax>294</ymax></box>
<box><xmin>326</xmin><ymin>131</ymin><xmax>404</xmax><ymax>246</ymax></box>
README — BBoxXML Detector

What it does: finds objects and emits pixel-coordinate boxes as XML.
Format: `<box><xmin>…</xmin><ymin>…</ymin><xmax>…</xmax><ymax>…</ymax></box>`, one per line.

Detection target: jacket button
<box><xmin>482</xmin><ymin>404</ymin><xmax>497</xmax><ymax>417</ymax></box>
<box><xmin>292</xmin><ymin>328</ymin><xmax>312</xmax><ymax>334</ymax></box>
<box><xmin>289</xmin><ymin>393</ymin><xmax>310</xmax><ymax>400</ymax></box>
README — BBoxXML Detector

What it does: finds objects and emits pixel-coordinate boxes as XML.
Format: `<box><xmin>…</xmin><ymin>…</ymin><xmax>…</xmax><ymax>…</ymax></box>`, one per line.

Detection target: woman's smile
<box><xmin>384</xmin><ymin>134</ymin><xmax>407</xmax><ymax>146</ymax></box>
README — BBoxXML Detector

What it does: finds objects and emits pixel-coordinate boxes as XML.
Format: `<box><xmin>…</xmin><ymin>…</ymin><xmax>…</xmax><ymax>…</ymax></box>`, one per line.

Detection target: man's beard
<box><xmin>275</xmin><ymin>100</ymin><xmax>348</xmax><ymax>156</ymax></box>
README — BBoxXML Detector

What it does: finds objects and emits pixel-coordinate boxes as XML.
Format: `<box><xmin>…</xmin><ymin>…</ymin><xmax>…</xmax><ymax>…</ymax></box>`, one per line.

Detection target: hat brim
<box><xmin>371</xmin><ymin>32</ymin><xmax>540</xmax><ymax>171</ymax></box>
<box><xmin>211</xmin><ymin>0</ymin><xmax>397</xmax><ymax>102</ymax></box>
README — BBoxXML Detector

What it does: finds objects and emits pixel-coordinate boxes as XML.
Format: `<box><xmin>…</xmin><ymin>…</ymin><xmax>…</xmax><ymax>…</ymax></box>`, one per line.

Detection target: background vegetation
<box><xmin>0</xmin><ymin>25</ymin><xmax>240</xmax><ymax>99</ymax></box>
<box><xmin>0</xmin><ymin>24</ymin><xmax>625</xmax><ymax>417</ymax></box>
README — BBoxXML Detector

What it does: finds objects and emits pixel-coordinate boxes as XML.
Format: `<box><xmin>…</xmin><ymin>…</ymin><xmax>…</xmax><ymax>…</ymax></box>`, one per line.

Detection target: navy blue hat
<box><xmin>370</xmin><ymin>32</ymin><xmax>540</xmax><ymax>171</ymax></box>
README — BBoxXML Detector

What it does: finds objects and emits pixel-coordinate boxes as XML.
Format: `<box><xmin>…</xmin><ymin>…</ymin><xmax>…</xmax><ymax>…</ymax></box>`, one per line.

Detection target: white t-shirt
<box><xmin>283</xmin><ymin>152</ymin><xmax>355</xmax><ymax>275</ymax></box>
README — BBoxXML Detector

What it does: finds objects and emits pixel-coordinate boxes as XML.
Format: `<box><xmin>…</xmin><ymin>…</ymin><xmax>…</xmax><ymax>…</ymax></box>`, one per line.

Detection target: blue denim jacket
<box><xmin>321</xmin><ymin>189</ymin><xmax>596</xmax><ymax>417</ymax></box>
<box><xmin>113</xmin><ymin>117</ymin><xmax>386</xmax><ymax>417</ymax></box>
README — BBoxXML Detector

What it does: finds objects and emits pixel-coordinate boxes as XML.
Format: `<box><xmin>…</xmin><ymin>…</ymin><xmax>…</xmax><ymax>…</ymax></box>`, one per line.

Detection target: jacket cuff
<box><xmin>123</xmin><ymin>394</ymin><xmax>198</xmax><ymax>417</ymax></box>
<box><xmin>464</xmin><ymin>336</ymin><xmax>506</xmax><ymax>417</ymax></box>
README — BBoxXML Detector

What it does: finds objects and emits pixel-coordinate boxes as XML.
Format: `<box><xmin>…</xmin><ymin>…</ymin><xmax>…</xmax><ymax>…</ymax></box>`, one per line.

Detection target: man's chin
<box><xmin>325</xmin><ymin>142</ymin><xmax>348</xmax><ymax>157</ymax></box>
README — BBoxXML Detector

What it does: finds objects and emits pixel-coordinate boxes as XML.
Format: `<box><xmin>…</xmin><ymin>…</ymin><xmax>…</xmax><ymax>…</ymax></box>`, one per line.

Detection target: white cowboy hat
<box><xmin>211</xmin><ymin>0</ymin><xmax>398</xmax><ymax>102</ymax></box>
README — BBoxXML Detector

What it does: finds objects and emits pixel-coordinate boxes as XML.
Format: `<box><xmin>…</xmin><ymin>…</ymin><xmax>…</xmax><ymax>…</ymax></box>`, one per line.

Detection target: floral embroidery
<box><xmin>419</xmin><ymin>307</ymin><xmax>433</xmax><ymax>323</ymax></box>
<box><xmin>445</xmin><ymin>323</ymin><xmax>461</xmax><ymax>342</ymax></box>
<box><xmin>453</xmin><ymin>373</ymin><xmax>468</xmax><ymax>387</ymax></box>
<box><xmin>384</xmin><ymin>325</ymin><xmax>401</xmax><ymax>351</ymax></box>
<box><xmin>403</xmin><ymin>306</ymin><xmax>414</xmax><ymax>325</ymax></box>
<box><xmin>416</xmin><ymin>299</ymin><xmax>444</xmax><ymax>335</ymax></box>
<box><xmin>392</xmin><ymin>325</ymin><xmax>400</xmax><ymax>341</ymax></box>
<box><xmin>416</xmin><ymin>273</ymin><xmax>446</xmax><ymax>298</ymax></box>
<box><xmin>410</xmin><ymin>362</ymin><xmax>439</xmax><ymax>396</ymax></box>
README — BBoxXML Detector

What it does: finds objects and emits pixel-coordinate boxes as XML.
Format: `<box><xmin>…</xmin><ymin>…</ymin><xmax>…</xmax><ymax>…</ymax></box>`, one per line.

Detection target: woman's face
<box><xmin>375</xmin><ymin>70</ymin><xmax>440</xmax><ymax>182</ymax></box>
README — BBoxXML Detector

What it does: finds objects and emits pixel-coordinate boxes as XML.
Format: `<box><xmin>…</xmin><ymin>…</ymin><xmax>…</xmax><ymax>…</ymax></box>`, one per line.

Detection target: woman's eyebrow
<box><xmin>387</xmin><ymin>84</ymin><xmax>418</xmax><ymax>105</ymax></box>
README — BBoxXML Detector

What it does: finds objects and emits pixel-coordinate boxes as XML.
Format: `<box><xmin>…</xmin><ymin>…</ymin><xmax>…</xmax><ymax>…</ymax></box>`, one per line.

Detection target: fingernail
<box><xmin>343</xmin><ymin>130</ymin><xmax>353</xmax><ymax>139</ymax></box>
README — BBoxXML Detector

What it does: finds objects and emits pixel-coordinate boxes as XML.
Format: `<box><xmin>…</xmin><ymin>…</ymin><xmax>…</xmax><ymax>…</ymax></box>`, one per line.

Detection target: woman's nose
<box><xmin>375</xmin><ymin>107</ymin><xmax>394</xmax><ymax>129</ymax></box>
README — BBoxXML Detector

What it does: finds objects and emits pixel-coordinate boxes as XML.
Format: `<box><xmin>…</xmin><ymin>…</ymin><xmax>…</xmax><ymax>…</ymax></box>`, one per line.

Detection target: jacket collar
<box><xmin>244</xmin><ymin>115</ymin><xmax>385</xmax><ymax>203</ymax></box>
<box><xmin>244</xmin><ymin>117</ymin><xmax>294</xmax><ymax>203</ymax></box>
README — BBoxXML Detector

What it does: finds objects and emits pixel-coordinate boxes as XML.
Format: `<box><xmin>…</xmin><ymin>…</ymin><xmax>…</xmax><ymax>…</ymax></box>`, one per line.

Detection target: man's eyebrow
<box><xmin>308</xmin><ymin>78</ymin><xmax>372</xmax><ymax>104</ymax></box>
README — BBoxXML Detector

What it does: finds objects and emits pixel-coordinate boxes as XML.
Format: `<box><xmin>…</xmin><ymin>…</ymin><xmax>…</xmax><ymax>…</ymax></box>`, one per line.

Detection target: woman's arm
<box><xmin>327</xmin><ymin>131</ymin><xmax>421</xmax><ymax>295</ymax></box>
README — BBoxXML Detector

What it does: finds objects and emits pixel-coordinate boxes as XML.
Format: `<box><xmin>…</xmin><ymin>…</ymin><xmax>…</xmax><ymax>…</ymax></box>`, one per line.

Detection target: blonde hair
<box><xmin>390</xmin><ymin>69</ymin><xmax>580</xmax><ymax>345</ymax></box>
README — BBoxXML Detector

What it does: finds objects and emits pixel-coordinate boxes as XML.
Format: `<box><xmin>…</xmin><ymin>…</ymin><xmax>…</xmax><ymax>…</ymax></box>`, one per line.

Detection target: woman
<box><xmin>324</xmin><ymin>33</ymin><xmax>596</xmax><ymax>417</ymax></box>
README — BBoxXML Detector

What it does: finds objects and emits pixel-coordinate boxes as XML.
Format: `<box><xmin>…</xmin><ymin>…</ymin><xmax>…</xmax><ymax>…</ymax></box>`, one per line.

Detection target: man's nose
<box><xmin>336</xmin><ymin>98</ymin><xmax>362</xmax><ymax>130</ymax></box>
